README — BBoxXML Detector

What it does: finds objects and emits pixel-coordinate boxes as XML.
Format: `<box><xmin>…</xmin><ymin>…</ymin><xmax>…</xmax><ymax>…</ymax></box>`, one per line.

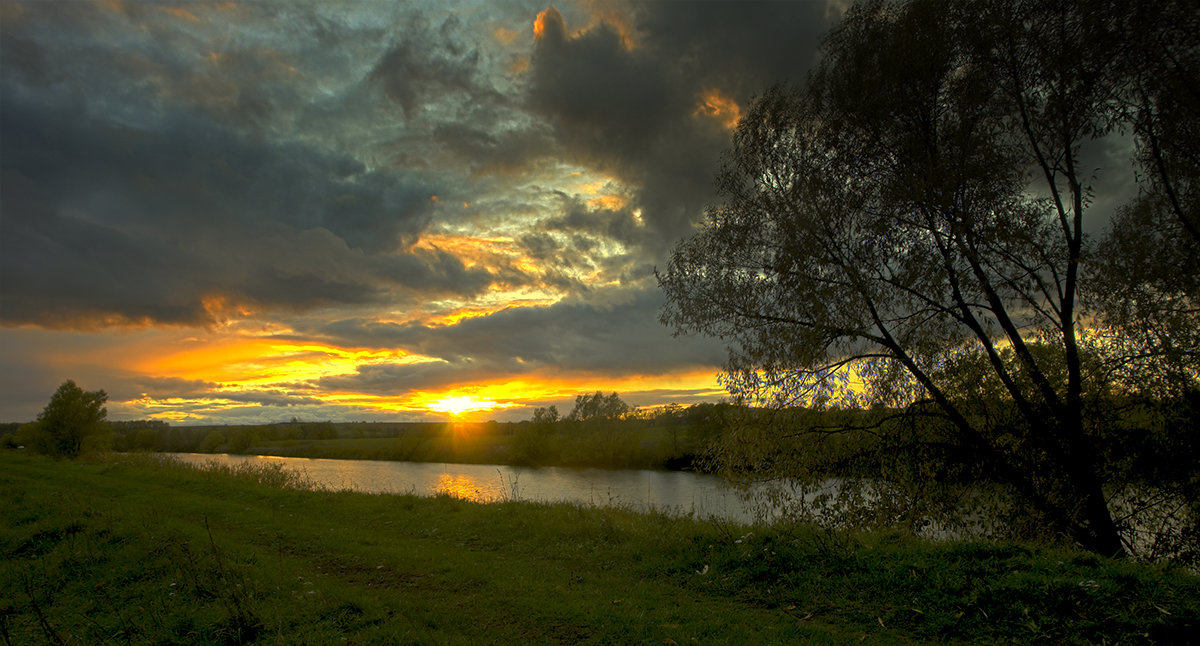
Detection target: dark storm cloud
<box><xmin>0</xmin><ymin>91</ymin><xmax>491</xmax><ymax>327</ymax></box>
<box><xmin>312</xmin><ymin>288</ymin><xmax>728</xmax><ymax>395</ymax></box>
<box><xmin>547</xmin><ymin>196</ymin><xmax>643</xmax><ymax>247</ymax></box>
<box><xmin>431</xmin><ymin>122</ymin><xmax>556</xmax><ymax>175</ymax></box>
<box><xmin>528</xmin><ymin>7</ymin><xmax>689</xmax><ymax>165</ymax></box>
<box><xmin>525</xmin><ymin>1</ymin><xmax>833</xmax><ymax>247</ymax></box>
<box><xmin>204</xmin><ymin>389</ymin><xmax>326</xmax><ymax>408</ymax></box>
<box><xmin>639</xmin><ymin>1</ymin><xmax>836</xmax><ymax>98</ymax></box>
<box><xmin>317</xmin><ymin>361</ymin><xmax>489</xmax><ymax>398</ymax></box>
<box><xmin>370</xmin><ymin>13</ymin><xmax>486</xmax><ymax>119</ymax></box>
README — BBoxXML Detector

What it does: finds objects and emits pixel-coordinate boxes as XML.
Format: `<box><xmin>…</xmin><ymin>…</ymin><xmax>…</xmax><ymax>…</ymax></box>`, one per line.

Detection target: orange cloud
<box><xmin>162</xmin><ymin>6</ymin><xmax>199</xmax><ymax>22</ymax></box>
<box><xmin>578</xmin><ymin>180</ymin><xmax>605</xmax><ymax>194</ymax></box>
<box><xmin>136</xmin><ymin>337</ymin><xmax>407</xmax><ymax>386</ymax></box>
<box><xmin>533</xmin><ymin>6</ymin><xmax>565</xmax><ymax>41</ymax></box>
<box><xmin>414</xmin><ymin>232</ymin><xmax>556</xmax><ymax>282</ymax></box>
<box><xmin>509</xmin><ymin>57</ymin><xmax>531</xmax><ymax>75</ymax></box>
<box><xmin>587</xmin><ymin>195</ymin><xmax>627</xmax><ymax>211</ymax></box>
<box><xmin>577</xmin><ymin>178</ymin><xmax>628</xmax><ymax>211</ymax></box>
<box><xmin>414</xmin><ymin>232</ymin><xmax>516</xmax><ymax>267</ymax></box>
<box><xmin>202</xmin><ymin>294</ymin><xmax>258</xmax><ymax>324</ymax></box>
<box><xmin>425</xmin><ymin>305</ymin><xmax>508</xmax><ymax>327</ymax></box>
<box><xmin>696</xmin><ymin>88</ymin><xmax>742</xmax><ymax>130</ymax></box>
<box><xmin>534</xmin><ymin>3</ymin><xmax>637</xmax><ymax>51</ymax></box>
<box><xmin>494</xmin><ymin>26</ymin><xmax>519</xmax><ymax>45</ymax></box>
<box><xmin>581</xmin><ymin>0</ymin><xmax>637</xmax><ymax>50</ymax></box>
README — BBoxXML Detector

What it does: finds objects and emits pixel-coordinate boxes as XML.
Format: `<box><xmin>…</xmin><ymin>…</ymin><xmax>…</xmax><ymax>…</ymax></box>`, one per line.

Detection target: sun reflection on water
<box><xmin>434</xmin><ymin>473</ymin><xmax>498</xmax><ymax>503</ymax></box>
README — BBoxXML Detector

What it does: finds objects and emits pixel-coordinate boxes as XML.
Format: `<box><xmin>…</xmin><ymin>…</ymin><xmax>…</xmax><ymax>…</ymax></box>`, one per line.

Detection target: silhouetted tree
<box><xmin>660</xmin><ymin>0</ymin><xmax>1198</xmax><ymax>557</ymax></box>
<box><xmin>566</xmin><ymin>392</ymin><xmax>629</xmax><ymax>422</ymax></box>
<box><xmin>26</xmin><ymin>380</ymin><xmax>108</xmax><ymax>459</ymax></box>
<box><xmin>530</xmin><ymin>405</ymin><xmax>560</xmax><ymax>425</ymax></box>
<box><xmin>512</xmin><ymin>406</ymin><xmax>561</xmax><ymax>465</ymax></box>
<box><xmin>1115</xmin><ymin>0</ymin><xmax>1200</xmax><ymax>245</ymax></box>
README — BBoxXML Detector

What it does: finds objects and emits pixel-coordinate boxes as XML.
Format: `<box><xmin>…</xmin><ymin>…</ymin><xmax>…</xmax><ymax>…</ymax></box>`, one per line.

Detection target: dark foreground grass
<box><xmin>1</xmin><ymin>453</ymin><xmax>1196</xmax><ymax>645</ymax></box>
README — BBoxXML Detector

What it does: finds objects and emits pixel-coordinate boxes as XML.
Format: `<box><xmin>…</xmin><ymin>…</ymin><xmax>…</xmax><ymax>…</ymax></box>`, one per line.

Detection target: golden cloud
<box><xmin>533</xmin><ymin>6</ymin><xmax>565</xmax><ymax>41</ymax></box>
<box><xmin>695</xmin><ymin>88</ymin><xmax>742</xmax><ymax>131</ymax></box>
<box><xmin>581</xmin><ymin>0</ymin><xmax>637</xmax><ymax>50</ymax></box>
<box><xmin>587</xmin><ymin>194</ymin><xmax>627</xmax><ymax>211</ymax></box>
<box><xmin>162</xmin><ymin>6</ymin><xmax>199</xmax><ymax>22</ymax></box>
<box><xmin>509</xmin><ymin>57</ymin><xmax>531</xmax><ymax>75</ymax></box>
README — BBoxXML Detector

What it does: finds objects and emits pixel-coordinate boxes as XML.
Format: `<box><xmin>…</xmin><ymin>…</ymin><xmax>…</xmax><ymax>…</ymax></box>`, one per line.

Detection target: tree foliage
<box><xmin>566</xmin><ymin>392</ymin><xmax>630</xmax><ymax>423</ymax></box>
<box><xmin>530</xmin><ymin>405</ymin><xmax>560</xmax><ymax>426</ymax></box>
<box><xmin>659</xmin><ymin>0</ymin><xmax>1198</xmax><ymax>558</ymax></box>
<box><xmin>1088</xmin><ymin>0</ymin><xmax>1200</xmax><ymax>398</ymax></box>
<box><xmin>26</xmin><ymin>380</ymin><xmax>109</xmax><ymax>459</ymax></box>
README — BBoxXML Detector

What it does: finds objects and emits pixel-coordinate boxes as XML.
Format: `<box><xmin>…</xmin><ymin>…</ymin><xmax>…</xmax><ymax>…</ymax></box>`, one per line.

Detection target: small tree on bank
<box><xmin>565</xmin><ymin>392</ymin><xmax>632</xmax><ymax>466</ymax></box>
<box><xmin>26</xmin><ymin>380</ymin><xmax>109</xmax><ymax>459</ymax></box>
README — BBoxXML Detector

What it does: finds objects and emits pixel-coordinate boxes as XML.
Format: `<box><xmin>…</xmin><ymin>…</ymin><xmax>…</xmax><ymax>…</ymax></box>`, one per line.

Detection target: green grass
<box><xmin>2</xmin><ymin>452</ymin><xmax>1196</xmax><ymax>644</ymax></box>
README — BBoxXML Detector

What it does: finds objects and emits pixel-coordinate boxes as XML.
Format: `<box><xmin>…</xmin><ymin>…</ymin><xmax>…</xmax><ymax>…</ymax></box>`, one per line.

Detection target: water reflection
<box><xmin>167</xmin><ymin>453</ymin><xmax>755</xmax><ymax>522</ymax></box>
<box><xmin>434</xmin><ymin>472</ymin><xmax>497</xmax><ymax>502</ymax></box>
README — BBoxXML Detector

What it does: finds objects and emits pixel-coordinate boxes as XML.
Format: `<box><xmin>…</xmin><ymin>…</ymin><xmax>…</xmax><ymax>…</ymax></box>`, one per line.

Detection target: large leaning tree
<box><xmin>659</xmin><ymin>0</ymin><xmax>1198</xmax><ymax>558</ymax></box>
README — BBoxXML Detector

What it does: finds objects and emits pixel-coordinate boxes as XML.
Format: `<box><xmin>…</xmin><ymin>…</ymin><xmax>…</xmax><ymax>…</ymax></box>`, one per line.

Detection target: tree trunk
<box><xmin>1069</xmin><ymin>459</ymin><xmax>1127</xmax><ymax>558</ymax></box>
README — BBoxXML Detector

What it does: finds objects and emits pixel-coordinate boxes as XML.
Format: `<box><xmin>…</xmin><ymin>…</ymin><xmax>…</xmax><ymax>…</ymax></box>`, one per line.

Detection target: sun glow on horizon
<box><xmin>427</xmin><ymin>395</ymin><xmax>498</xmax><ymax>416</ymax></box>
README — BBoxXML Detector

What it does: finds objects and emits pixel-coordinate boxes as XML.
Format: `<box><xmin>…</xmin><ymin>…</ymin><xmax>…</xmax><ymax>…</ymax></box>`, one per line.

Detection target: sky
<box><xmin>0</xmin><ymin>0</ymin><xmax>844</xmax><ymax>424</ymax></box>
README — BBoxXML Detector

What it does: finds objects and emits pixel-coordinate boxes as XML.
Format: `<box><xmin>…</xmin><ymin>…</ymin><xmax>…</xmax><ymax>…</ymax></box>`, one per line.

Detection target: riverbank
<box><xmin>2</xmin><ymin>453</ymin><xmax>1196</xmax><ymax>644</ymax></box>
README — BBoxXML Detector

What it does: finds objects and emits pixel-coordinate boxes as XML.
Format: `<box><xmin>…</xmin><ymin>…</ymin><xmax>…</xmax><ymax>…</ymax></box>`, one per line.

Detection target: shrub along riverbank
<box><xmin>2</xmin><ymin>452</ymin><xmax>1196</xmax><ymax>644</ymax></box>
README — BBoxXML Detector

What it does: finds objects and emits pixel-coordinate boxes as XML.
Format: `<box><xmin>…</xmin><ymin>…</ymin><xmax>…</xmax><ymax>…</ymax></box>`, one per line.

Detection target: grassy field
<box><xmin>2</xmin><ymin>452</ymin><xmax>1196</xmax><ymax>644</ymax></box>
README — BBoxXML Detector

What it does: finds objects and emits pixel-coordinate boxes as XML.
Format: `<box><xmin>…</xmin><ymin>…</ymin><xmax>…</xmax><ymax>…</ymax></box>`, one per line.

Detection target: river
<box><xmin>168</xmin><ymin>453</ymin><xmax>761</xmax><ymax>524</ymax></box>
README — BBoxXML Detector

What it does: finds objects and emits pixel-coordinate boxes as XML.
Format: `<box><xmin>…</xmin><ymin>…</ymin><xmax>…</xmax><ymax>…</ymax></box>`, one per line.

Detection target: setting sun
<box><xmin>428</xmin><ymin>395</ymin><xmax>496</xmax><ymax>417</ymax></box>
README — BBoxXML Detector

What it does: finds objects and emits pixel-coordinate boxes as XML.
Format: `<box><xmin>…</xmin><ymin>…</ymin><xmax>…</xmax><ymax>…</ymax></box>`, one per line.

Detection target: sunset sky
<box><xmin>0</xmin><ymin>0</ymin><xmax>842</xmax><ymax>424</ymax></box>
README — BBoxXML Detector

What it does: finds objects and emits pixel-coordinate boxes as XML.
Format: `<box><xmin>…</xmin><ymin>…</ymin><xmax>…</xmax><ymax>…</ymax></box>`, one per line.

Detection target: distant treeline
<box><xmin>5</xmin><ymin>392</ymin><xmax>1190</xmax><ymax>482</ymax></box>
<box><xmin>105</xmin><ymin>420</ymin><xmax>438</xmax><ymax>454</ymax></box>
<box><xmin>18</xmin><ymin>400</ymin><xmax>737</xmax><ymax>471</ymax></box>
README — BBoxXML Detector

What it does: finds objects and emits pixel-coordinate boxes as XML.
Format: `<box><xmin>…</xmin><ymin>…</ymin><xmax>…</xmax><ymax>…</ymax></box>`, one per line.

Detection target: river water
<box><xmin>168</xmin><ymin>453</ymin><xmax>760</xmax><ymax>524</ymax></box>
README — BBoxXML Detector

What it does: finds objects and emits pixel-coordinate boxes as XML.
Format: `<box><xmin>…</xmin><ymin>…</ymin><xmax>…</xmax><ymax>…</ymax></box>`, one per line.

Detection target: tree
<box><xmin>530</xmin><ymin>405</ymin><xmax>560</xmax><ymax>426</ymax></box>
<box><xmin>27</xmin><ymin>380</ymin><xmax>109</xmax><ymax>459</ymax></box>
<box><xmin>512</xmin><ymin>406</ymin><xmax>561</xmax><ymax>465</ymax></box>
<box><xmin>1116</xmin><ymin>0</ymin><xmax>1200</xmax><ymax>245</ymax></box>
<box><xmin>566</xmin><ymin>392</ymin><xmax>629</xmax><ymax>423</ymax></box>
<box><xmin>564</xmin><ymin>392</ymin><xmax>631</xmax><ymax>466</ymax></box>
<box><xmin>660</xmin><ymin>0</ymin><xmax>1197</xmax><ymax>557</ymax></box>
<box><xmin>1088</xmin><ymin>0</ymin><xmax>1200</xmax><ymax>399</ymax></box>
